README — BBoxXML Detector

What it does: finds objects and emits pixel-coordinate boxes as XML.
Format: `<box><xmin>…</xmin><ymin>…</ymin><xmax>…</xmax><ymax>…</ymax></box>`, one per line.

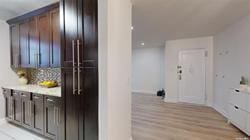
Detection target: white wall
<box><xmin>165</xmin><ymin>37</ymin><xmax>214</xmax><ymax>106</ymax></box>
<box><xmin>98</xmin><ymin>0</ymin><xmax>132</xmax><ymax>140</ymax></box>
<box><xmin>213</xmin><ymin>14</ymin><xmax>250</xmax><ymax>117</ymax></box>
<box><xmin>0</xmin><ymin>20</ymin><xmax>19</xmax><ymax>121</ymax></box>
<box><xmin>132</xmin><ymin>47</ymin><xmax>165</xmax><ymax>94</ymax></box>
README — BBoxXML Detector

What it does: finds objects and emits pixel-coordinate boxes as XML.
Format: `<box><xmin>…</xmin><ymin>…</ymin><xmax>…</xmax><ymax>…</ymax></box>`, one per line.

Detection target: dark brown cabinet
<box><xmin>19</xmin><ymin>21</ymin><xmax>30</xmax><ymax>68</ymax></box>
<box><xmin>44</xmin><ymin>96</ymin><xmax>64</xmax><ymax>140</ymax></box>
<box><xmin>12</xmin><ymin>91</ymin><xmax>22</xmax><ymax>125</ymax></box>
<box><xmin>7</xmin><ymin>3</ymin><xmax>60</xmax><ymax>68</ymax></box>
<box><xmin>28</xmin><ymin>17</ymin><xmax>39</xmax><ymax>68</ymax></box>
<box><xmin>50</xmin><ymin>8</ymin><xmax>61</xmax><ymax>67</ymax></box>
<box><xmin>37</xmin><ymin>13</ymin><xmax>50</xmax><ymax>68</ymax></box>
<box><xmin>10</xmin><ymin>25</ymin><xmax>20</xmax><ymax>68</ymax></box>
<box><xmin>32</xmin><ymin>94</ymin><xmax>44</xmax><ymax>134</ymax></box>
<box><xmin>2</xmin><ymin>88</ymin><xmax>13</xmax><ymax>121</ymax></box>
<box><xmin>2</xmin><ymin>89</ymin><xmax>64</xmax><ymax>140</ymax></box>
<box><xmin>21</xmin><ymin>92</ymin><xmax>32</xmax><ymax>129</ymax></box>
<box><xmin>62</xmin><ymin>0</ymin><xmax>98</xmax><ymax>139</ymax></box>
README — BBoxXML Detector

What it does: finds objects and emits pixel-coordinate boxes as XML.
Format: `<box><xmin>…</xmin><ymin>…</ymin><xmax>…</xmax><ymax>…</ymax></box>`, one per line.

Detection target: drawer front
<box><xmin>229</xmin><ymin>104</ymin><xmax>247</xmax><ymax>129</ymax></box>
<box><xmin>2</xmin><ymin>88</ymin><xmax>12</xmax><ymax>96</ymax></box>
<box><xmin>20</xmin><ymin>92</ymin><xmax>31</xmax><ymax>100</ymax></box>
<box><xmin>229</xmin><ymin>90</ymin><xmax>247</xmax><ymax>110</ymax></box>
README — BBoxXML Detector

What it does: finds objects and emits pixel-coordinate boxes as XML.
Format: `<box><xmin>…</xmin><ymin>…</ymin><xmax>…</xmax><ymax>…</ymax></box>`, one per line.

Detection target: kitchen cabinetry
<box><xmin>7</xmin><ymin>3</ymin><xmax>60</xmax><ymax>68</ymax></box>
<box><xmin>44</xmin><ymin>96</ymin><xmax>64</xmax><ymax>140</ymax></box>
<box><xmin>32</xmin><ymin>94</ymin><xmax>44</xmax><ymax>134</ymax></box>
<box><xmin>2</xmin><ymin>88</ymin><xmax>64</xmax><ymax>140</ymax></box>
<box><xmin>62</xmin><ymin>0</ymin><xmax>98</xmax><ymax>139</ymax></box>
<box><xmin>12</xmin><ymin>91</ymin><xmax>22</xmax><ymax>125</ymax></box>
<box><xmin>10</xmin><ymin>25</ymin><xmax>20</xmax><ymax>68</ymax></box>
<box><xmin>62</xmin><ymin>0</ymin><xmax>98</xmax><ymax>140</ymax></box>
<box><xmin>2</xmin><ymin>88</ymin><xmax>13</xmax><ymax>121</ymax></box>
<box><xmin>21</xmin><ymin>92</ymin><xmax>32</xmax><ymax>129</ymax></box>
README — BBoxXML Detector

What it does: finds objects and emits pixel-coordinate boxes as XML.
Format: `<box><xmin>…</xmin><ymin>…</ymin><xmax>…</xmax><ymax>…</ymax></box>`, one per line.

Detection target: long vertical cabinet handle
<box><xmin>77</xmin><ymin>40</ymin><xmax>81</xmax><ymax>95</ymax></box>
<box><xmin>72</xmin><ymin>40</ymin><xmax>76</xmax><ymax>95</ymax></box>
<box><xmin>54</xmin><ymin>107</ymin><xmax>56</xmax><ymax>124</ymax></box>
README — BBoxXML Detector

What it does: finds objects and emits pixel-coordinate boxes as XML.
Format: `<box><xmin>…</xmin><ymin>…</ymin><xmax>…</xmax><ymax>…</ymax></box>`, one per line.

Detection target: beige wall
<box><xmin>98</xmin><ymin>0</ymin><xmax>132</xmax><ymax>140</ymax></box>
<box><xmin>165</xmin><ymin>37</ymin><xmax>214</xmax><ymax>106</ymax></box>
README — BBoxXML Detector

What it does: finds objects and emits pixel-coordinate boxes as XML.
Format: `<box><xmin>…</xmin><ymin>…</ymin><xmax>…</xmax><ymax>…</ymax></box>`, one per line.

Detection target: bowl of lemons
<box><xmin>39</xmin><ymin>80</ymin><xmax>58</xmax><ymax>88</ymax></box>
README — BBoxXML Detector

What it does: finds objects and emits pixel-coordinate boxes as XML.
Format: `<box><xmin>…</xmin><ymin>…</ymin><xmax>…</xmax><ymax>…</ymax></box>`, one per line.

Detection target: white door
<box><xmin>178</xmin><ymin>49</ymin><xmax>206</xmax><ymax>104</ymax></box>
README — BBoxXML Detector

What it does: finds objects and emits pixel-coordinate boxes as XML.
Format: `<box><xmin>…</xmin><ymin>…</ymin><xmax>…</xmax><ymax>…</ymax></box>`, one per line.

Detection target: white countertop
<box><xmin>2</xmin><ymin>85</ymin><xmax>61</xmax><ymax>97</ymax></box>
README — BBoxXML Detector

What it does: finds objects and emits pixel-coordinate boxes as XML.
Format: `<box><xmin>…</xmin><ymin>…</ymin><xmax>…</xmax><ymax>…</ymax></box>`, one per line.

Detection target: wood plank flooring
<box><xmin>132</xmin><ymin>93</ymin><xmax>247</xmax><ymax>140</ymax></box>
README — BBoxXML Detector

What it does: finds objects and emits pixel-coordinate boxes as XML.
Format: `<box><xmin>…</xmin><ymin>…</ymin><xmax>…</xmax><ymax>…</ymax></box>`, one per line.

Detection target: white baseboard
<box><xmin>132</xmin><ymin>90</ymin><xmax>155</xmax><ymax>95</ymax></box>
<box><xmin>213</xmin><ymin>104</ymin><xmax>228</xmax><ymax>118</ymax></box>
<box><xmin>0</xmin><ymin>118</ymin><xmax>7</xmax><ymax>125</ymax></box>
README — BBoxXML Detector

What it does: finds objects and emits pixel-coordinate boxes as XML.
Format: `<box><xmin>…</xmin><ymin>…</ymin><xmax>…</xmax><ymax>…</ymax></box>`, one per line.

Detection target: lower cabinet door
<box><xmin>3</xmin><ymin>89</ymin><xmax>13</xmax><ymax>120</ymax></box>
<box><xmin>44</xmin><ymin>96</ymin><xmax>63</xmax><ymax>140</ymax></box>
<box><xmin>13</xmin><ymin>91</ymin><xmax>22</xmax><ymax>125</ymax></box>
<box><xmin>32</xmin><ymin>94</ymin><xmax>44</xmax><ymax>134</ymax></box>
<box><xmin>21</xmin><ymin>92</ymin><xmax>32</xmax><ymax>129</ymax></box>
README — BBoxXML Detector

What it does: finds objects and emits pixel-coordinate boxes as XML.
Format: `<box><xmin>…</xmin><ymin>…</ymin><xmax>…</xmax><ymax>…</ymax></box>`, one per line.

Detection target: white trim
<box><xmin>132</xmin><ymin>90</ymin><xmax>155</xmax><ymax>95</ymax></box>
<box><xmin>213</xmin><ymin>104</ymin><xmax>228</xmax><ymax>118</ymax></box>
<box><xmin>0</xmin><ymin>118</ymin><xmax>7</xmax><ymax>125</ymax></box>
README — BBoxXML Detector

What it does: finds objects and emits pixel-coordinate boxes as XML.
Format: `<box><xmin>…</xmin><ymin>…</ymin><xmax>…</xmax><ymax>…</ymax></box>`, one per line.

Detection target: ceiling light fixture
<box><xmin>131</xmin><ymin>26</ymin><xmax>134</xmax><ymax>30</ymax></box>
<box><xmin>141</xmin><ymin>42</ymin><xmax>145</xmax><ymax>46</ymax></box>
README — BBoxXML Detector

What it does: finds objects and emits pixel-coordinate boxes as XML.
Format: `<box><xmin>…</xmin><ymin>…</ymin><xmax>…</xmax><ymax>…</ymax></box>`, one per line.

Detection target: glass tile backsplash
<box><xmin>28</xmin><ymin>68</ymin><xmax>61</xmax><ymax>85</ymax></box>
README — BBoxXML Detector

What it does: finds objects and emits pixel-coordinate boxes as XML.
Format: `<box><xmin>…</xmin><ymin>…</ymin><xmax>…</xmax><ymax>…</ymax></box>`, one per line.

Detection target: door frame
<box><xmin>177</xmin><ymin>48</ymin><xmax>206</xmax><ymax>105</ymax></box>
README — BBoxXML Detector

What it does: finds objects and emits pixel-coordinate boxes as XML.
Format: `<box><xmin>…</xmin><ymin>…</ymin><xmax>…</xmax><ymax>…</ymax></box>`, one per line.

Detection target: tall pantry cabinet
<box><xmin>61</xmin><ymin>0</ymin><xmax>98</xmax><ymax>140</ymax></box>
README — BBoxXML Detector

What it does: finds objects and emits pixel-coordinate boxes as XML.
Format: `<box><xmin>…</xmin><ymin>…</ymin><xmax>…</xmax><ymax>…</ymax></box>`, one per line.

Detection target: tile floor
<box><xmin>0</xmin><ymin>122</ymin><xmax>47</xmax><ymax>140</ymax></box>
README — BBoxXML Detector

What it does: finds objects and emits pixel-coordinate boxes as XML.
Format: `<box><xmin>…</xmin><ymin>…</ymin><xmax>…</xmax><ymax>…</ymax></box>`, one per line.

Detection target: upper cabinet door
<box><xmin>28</xmin><ymin>18</ymin><xmax>38</xmax><ymax>68</ymax></box>
<box><xmin>50</xmin><ymin>8</ymin><xmax>61</xmax><ymax>68</ymax></box>
<box><xmin>37</xmin><ymin>13</ymin><xmax>50</xmax><ymax>68</ymax></box>
<box><xmin>19</xmin><ymin>21</ymin><xmax>30</xmax><ymax>68</ymax></box>
<box><xmin>10</xmin><ymin>24</ymin><xmax>20</xmax><ymax>68</ymax></box>
<box><xmin>62</xmin><ymin>0</ymin><xmax>79</xmax><ymax>68</ymax></box>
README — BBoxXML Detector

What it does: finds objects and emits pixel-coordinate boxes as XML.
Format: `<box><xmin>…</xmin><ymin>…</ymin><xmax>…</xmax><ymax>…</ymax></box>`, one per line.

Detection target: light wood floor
<box><xmin>132</xmin><ymin>93</ymin><xmax>247</xmax><ymax>140</ymax></box>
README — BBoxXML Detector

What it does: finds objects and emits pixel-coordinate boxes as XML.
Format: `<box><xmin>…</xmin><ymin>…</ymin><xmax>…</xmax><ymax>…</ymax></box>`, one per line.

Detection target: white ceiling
<box><xmin>0</xmin><ymin>0</ymin><xmax>58</xmax><ymax>21</ymax></box>
<box><xmin>132</xmin><ymin>0</ymin><xmax>250</xmax><ymax>48</ymax></box>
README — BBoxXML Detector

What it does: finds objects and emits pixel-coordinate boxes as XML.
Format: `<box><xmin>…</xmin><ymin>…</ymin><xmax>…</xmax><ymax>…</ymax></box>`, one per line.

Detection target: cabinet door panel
<box><xmin>10</xmin><ymin>25</ymin><xmax>20</xmax><ymax>68</ymax></box>
<box><xmin>62</xmin><ymin>68</ymin><xmax>79</xmax><ymax>140</ymax></box>
<box><xmin>28</xmin><ymin>18</ymin><xmax>38</xmax><ymax>67</ymax></box>
<box><xmin>32</xmin><ymin>94</ymin><xmax>44</xmax><ymax>134</ymax></box>
<box><xmin>3</xmin><ymin>89</ymin><xmax>13</xmax><ymax>120</ymax></box>
<box><xmin>44</xmin><ymin>96</ymin><xmax>62</xmax><ymax>140</ymax></box>
<box><xmin>21</xmin><ymin>92</ymin><xmax>32</xmax><ymax>128</ymax></box>
<box><xmin>13</xmin><ymin>92</ymin><xmax>22</xmax><ymax>124</ymax></box>
<box><xmin>62</xmin><ymin>0</ymin><xmax>79</xmax><ymax>68</ymax></box>
<box><xmin>50</xmin><ymin>8</ymin><xmax>61</xmax><ymax>67</ymax></box>
<box><xmin>19</xmin><ymin>21</ymin><xmax>29</xmax><ymax>67</ymax></box>
<box><xmin>38</xmin><ymin>14</ymin><xmax>50</xmax><ymax>68</ymax></box>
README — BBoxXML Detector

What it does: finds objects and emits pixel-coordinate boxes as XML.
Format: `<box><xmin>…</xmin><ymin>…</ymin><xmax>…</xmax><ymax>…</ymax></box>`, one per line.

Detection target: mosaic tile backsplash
<box><xmin>28</xmin><ymin>68</ymin><xmax>61</xmax><ymax>85</ymax></box>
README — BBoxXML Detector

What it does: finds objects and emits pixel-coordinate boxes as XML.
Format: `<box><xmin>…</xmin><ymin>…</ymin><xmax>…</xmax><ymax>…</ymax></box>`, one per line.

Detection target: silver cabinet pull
<box><xmin>47</xmin><ymin>99</ymin><xmax>54</xmax><ymax>102</ymax></box>
<box><xmin>29</xmin><ymin>101</ymin><xmax>32</xmax><ymax>117</ymax></box>
<box><xmin>54</xmin><ymin>107</ymin><xmax>56</xmax><ymax>124</ymax></box>
<box><xmin>72</xmin><ymin>40</ymin><xmax>77</xmax><ymax>95</ymax></box>
<box><xmin>21</xmin><ymin>94</ymin><xmax>27</xmax><ymax>97</ymax></box>
<box><xmin>57</xmin><ymin>108</ymin><xmax>60</xmax><ymax>126</ymax></box>
<box><xmin>33</xmin><ymin>96</ymin><xmax>40</xmax><ymax>99</ymax></box>
<box><xmin>77</xmin><ymin>40</ymin><xmax>81</xmax><ymax>95</ymax></box>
